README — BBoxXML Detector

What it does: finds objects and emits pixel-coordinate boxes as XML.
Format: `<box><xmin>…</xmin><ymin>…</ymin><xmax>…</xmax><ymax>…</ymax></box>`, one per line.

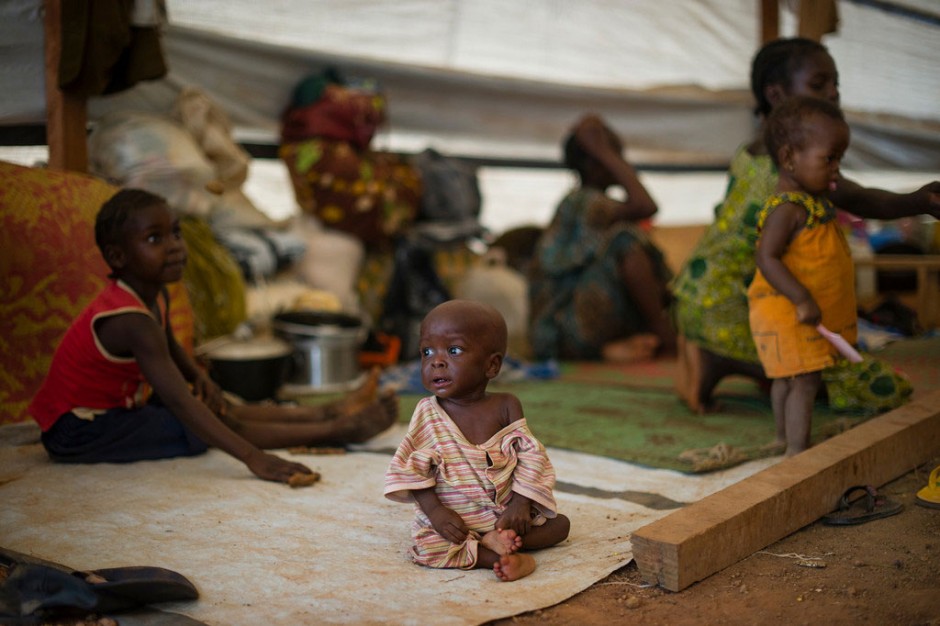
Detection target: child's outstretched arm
<box><xmin>99</xmin><ymin>312</ymin><xmax>313</xmax><ymax>483</ymax></box>
<box><xmin>574</xmin><ymin>114</ymin><xmax>658</xmax><ymax>221</ymax></box>
<box><xmin>756</xmin><ymin>204</ymin><xmax>821</xmax><ymax>325</ymax></box>
<box><xmin>833</xmin><ymin>178</ymin><xmax>940</xmax><ymax>220</ymax></box>
<box><xmin>165</xmin><ymin>323</ymin><xmax>225</xmax><ymax>416</ymax></box>
<box><xmin>412</xmin><ymin>487</ymin><xmax>469</xmax><ymax>544</ymax></box>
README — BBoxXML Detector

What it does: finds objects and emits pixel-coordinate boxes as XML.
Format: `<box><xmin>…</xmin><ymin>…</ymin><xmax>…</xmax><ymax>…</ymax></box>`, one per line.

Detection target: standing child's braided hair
<box><xmin>750</xmin><ymin>37</ymin><xmax>830</xmax><ymax>117</ymax></box>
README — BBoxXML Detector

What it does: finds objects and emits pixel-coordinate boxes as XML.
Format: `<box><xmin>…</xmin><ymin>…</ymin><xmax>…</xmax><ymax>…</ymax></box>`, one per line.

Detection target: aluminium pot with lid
<box><xmin>272</xmin><ymin>310</ymin><xmax>367</xmax><ymax>393</ymax></box>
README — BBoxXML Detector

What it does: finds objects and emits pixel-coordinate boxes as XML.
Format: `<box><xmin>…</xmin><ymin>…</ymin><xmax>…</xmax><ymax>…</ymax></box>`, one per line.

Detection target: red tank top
<box><xmin>29</xmin><ymin>280</ymin><xmax>168</xmax><ymax>431</ymax></box>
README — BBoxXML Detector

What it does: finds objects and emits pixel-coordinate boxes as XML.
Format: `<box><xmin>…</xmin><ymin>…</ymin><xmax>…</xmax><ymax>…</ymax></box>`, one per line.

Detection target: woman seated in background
<box><xmin>528</xmin><ymin>114</ymin><xmax>675</xmax><ymax>364</ymax></box>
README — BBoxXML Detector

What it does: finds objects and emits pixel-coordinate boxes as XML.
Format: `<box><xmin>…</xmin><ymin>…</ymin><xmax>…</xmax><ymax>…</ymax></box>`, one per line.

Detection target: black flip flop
<box><xmin>2</xmin><ymin>563</ymin><xmax>199</xmax><ymax>619</ymax></box>
<box><xmin>822</xmin><ymin>484</ymin><xmax>904</xmax><ymax>526</ymax></box>
<box><xmin>76</xmin><ymin>566</ymin><xmax>199</xmax><ymax>612</ymax></box>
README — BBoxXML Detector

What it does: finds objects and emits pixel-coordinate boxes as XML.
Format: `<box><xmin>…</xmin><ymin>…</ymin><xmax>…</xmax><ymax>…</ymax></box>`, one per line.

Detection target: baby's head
<box><xmin>95</xmin><ymin>188</ymin><xmax>172</xmax><ymax>276</ymax></box>
<box><xmin>419</xmin><ymin>299</ymin><xmax>508</xmax><ymax>397</ymax></box>
<box><xmin>421</xmin><ymin>299</ymin><xmax>507</xmax><ymax>356</ymax></box>
<box><xmin>763</xmin><ymin>96</ymin><xmax>847</xmax><ymax>168</ymax></box>
<box><xmin>751</xmin><ymin>37</ymin><xmax>838</xmax><ymax>117</ymax></box>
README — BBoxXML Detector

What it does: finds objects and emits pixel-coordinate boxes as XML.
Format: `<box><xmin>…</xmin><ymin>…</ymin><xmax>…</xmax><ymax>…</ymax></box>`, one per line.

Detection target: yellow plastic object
<box><xmin>916</xmin><ymin>466</ymin><xmax>940</xmax><ymax>509</ymax></box>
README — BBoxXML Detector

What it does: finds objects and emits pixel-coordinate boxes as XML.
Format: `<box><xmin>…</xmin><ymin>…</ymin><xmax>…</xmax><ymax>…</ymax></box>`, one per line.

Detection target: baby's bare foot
<box><xmin>493</xmin><ymin>553</ymin><xmax>536</xmax><ymax>582</ymax></box>
<box><xmin>481</xmin><ymin>529</ymin><xmax>522</xmax><ymax>556</ymax></box>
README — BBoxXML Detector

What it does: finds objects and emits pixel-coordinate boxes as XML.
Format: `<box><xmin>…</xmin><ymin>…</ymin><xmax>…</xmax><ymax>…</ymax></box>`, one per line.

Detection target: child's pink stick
<box><xmin>816</xmin><ymin>324</ymin><xmax>863</xmax><ymax>363</ymax></box>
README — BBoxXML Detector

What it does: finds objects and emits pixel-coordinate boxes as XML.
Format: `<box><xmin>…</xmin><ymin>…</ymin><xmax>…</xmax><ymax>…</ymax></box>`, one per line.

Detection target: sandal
<box><xmin>1</xmin><ymin>563</ymin><xmax>199</xmax><ymax>619</ymax></box>
<box><xmin>822</xmin><ymin>484</ymin><xmax>903</xmax><ymax>526</ymax></box>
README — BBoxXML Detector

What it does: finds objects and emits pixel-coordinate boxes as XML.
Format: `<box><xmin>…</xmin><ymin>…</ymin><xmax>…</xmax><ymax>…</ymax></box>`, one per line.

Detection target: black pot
<box><xmin>205</xmin><ymin>336</ymin><xmax>293</xmax><ymax>402</ymax></box>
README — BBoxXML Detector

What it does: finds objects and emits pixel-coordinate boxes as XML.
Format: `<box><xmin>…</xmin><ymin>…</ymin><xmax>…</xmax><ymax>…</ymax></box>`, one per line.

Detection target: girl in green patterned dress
<box><xmin>672</xmin><ymin>37</ymin><xmax>940</xmax><ymax>415</ymax></box>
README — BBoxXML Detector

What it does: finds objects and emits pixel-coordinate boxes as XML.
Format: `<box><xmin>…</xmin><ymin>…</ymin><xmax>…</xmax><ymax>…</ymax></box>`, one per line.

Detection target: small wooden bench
<box><xmin>855</xmin><ymin>254</ymin><xmax>940</xmax><ymax>330</ymax></box>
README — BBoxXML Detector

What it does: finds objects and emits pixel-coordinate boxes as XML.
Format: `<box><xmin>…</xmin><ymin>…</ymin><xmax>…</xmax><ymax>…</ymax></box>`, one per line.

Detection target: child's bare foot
<box><xmin>332</xmin><ymin>389</ymin><xmax>398</xmax><ymax>443</ymax></box>
<box><xmin>601</xmin><ymin>334</ymin><xmax>660</xmax><ymax>363</ymax></box>
<box><xmin>481</xmin><ymin>529</ymin><xmax>522</xmax><ymax>556</ymax></box>
<box><xmin>277</xmin><ymin>370</ymin><xmax>384</xmax><ymax>424</ymax></box>
<box><xmin>340</xmin><ymin>367</ymin><xmax>381</xmax><ymax>414</ymax></box>
<box><xmin>493</xmin><ymin>553</ymin><xmax>536</xmax><ymax>582</ymax></box>
<box><xmin>379</xmin><ymin>389</ymin><xmax>399</xmax><ymax>424</ymax></box>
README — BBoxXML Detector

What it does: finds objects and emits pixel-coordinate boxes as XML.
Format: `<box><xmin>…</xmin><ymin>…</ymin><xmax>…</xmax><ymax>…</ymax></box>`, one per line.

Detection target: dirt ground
<box><xmin>492</xmin><ymin>455</ymin><xmax>940</xmax><ymax>626</ymax></box>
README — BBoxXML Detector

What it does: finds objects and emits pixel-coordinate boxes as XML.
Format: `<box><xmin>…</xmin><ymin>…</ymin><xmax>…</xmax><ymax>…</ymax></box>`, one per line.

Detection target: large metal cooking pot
<box><xmin>272</xmin><ymin>310</ymin><xmax>367</xmax><ymax>393</ymax></box>
<box><xmin>204</xmin><ymin>335</ymin><xmax>293</xmax><ymax>402</ymax></box>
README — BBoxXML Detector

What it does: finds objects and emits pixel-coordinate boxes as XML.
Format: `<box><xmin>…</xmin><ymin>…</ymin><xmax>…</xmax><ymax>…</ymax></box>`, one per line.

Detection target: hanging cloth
<box><xmin>58</xmin><ymin>0</ymin><xmax>168</xmax><ymax>97</ymax></box>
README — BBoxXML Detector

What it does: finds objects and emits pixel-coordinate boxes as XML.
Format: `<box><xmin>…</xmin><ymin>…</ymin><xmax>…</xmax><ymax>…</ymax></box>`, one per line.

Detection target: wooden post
<box><xmin>760</xmin><ymin>0</ymin><xmax>779</xmax><ymax>43</ymax></box>
<box><xmin>43</xmin><ymin>0</ymin><xmax>87</xmax><ymax>172</ymax></box>
<box><xmin>798</xmin><ymin>0</ymin><xmax>839</xmax><ymax>41</ymax></box>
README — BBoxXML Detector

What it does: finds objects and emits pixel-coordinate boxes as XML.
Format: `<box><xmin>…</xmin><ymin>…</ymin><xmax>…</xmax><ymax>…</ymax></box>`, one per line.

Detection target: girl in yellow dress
<box><xmin>748</xmin><ymin>96</ymin><xmax>854</xmax><ymax>456</ymax></box>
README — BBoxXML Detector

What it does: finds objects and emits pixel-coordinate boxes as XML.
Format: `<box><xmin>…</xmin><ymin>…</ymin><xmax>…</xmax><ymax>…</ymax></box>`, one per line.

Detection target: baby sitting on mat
<box><xmin>384</xmin><ymin>300</ymin><xmax>570</xmax><ymax>581</ymax></box>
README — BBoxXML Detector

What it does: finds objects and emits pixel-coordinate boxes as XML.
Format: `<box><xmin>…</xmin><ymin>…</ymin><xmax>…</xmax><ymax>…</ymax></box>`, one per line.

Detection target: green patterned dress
<box><xmin>672</xmin><ymin>146</ymin><xmax>775</xmax><ymax>362</ymax></box>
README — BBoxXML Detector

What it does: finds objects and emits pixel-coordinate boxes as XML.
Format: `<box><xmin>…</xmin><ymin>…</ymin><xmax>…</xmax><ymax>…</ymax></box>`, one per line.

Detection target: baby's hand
<box><xmin>795</xmin><ymin>298</ymin><xmax>821</xmax><ymax>326</ymax></box>
<box><xmin>496</xmin><ymin>496</ymin><xmax>533</xmax><ymax>536</ymax></box>
<box><xmin>428</xmin><ymin>506</ymin><xmax>468</xmax><ymax>544</ymax></box>
<box><xmin>245</xmin><ymin>450</ymin><xmax>313</xmax><ymax>484</ymax></box>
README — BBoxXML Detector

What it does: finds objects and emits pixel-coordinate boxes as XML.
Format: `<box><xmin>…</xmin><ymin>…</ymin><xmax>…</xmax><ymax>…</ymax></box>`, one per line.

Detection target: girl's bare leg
<box><xmin>221</xmin><ymin>389</ymin><xmax>398</xmax><ymax>449</ymax></box>
<box><xmin>675</xmin><ymin>336</ymin><xmax>704</xmax><ymax>412</ymax></box>
<box><xmin>783</xmin><ymin>372</ymin><xmax>822</xmax><ymax>456</ymax></box>
<box><xmin>770</xmin><ymin>377</ymin><xmax>789</xmax><ymax>448</ymax></box>
<box><xmin>679</xmin><ymin>345</ymin><xmax>768</xmax><ymax>414</ymax></box>
<box><xmin>229</xmin><ymin>368</ymin><xmax>383</xmax><ymax>425</ymax></box>
<box><xmin>231</xmin><ymin>403</ymin><xmax>340</xmax><ymax>424</ymax></box>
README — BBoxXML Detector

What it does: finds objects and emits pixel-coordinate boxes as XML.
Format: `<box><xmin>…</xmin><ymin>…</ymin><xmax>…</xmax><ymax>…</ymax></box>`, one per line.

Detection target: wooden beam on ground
<box><xmin>631</xmin><ymin>389</ymin><xmax>940</xmax><ymax>592</ymax></box>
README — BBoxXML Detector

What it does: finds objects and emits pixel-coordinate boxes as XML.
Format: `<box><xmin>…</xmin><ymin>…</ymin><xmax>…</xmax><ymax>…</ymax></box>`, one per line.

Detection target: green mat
<box><xmin>312</xmin><ymin>337</ymin><xmax>935</xmax><ymax>473</ymax></box>
<box><xmin>395</xmin><ymin>380</ymin><xmax>865</xmax><ymax>474</ymax></box>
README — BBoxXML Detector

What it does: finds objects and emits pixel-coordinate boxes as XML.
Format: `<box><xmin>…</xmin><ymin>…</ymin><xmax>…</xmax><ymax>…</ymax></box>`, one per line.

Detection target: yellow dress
<box><xmin>747</xmin><ymin>192</ymin><xmax>857</xmax><ymax>379</ymax></box>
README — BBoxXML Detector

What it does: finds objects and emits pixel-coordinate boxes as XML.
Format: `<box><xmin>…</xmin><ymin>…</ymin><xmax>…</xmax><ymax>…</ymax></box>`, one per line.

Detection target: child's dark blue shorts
<box><xmin>41</xmin><ymin>402</ymin><xmax>209</xmax><ymax>464</ymax></box>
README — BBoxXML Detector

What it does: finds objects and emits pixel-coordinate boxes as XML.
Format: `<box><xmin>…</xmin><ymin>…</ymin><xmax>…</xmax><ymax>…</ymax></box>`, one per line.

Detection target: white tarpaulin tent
<box><xmin>2</xmin><ymin>0</ymin><xmax>938</xmax><ymax>228</ymax></box>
